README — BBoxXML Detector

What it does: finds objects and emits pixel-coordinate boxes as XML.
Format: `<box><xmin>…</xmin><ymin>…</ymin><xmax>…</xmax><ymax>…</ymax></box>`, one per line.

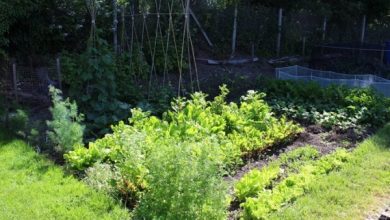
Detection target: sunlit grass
<box><xmin>269</xmin><ymin>124</ymin><xmax>390</xmax><ymax>220</ymax></box>
<box><xmin>0</xmin><ymin>129</ymin><xmax>130</xmax><ymax>220</ymax></box>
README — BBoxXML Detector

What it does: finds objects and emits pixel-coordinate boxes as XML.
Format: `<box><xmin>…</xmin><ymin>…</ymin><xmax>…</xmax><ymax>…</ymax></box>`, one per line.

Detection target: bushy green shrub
<box><xmin>46</xmin><ymin>86</ymin><xmax>84</xmax><ymax>153</ymax></box>
<box><xmin>133</xmin><ymin>138</ymin><xmax>228</xmax><ymax>219</ymax></box>
<box><xmin>9</xmin><ymin>109</ymin><xmax>28</xmax><ymax>136</ymax></box>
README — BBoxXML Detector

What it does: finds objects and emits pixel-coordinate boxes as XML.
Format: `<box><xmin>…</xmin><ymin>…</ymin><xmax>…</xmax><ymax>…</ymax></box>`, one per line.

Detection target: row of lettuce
<box><xmin>235</xmin><ymin>146</ymin><xmax>351</xmax><ymax>219</ymax></box>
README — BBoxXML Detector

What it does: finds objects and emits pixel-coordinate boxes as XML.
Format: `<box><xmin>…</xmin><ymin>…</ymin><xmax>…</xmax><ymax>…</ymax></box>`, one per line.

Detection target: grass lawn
<box><xmin>0</xmin><ymin>130</ymin><xmax>130</xmax><ymax>220</ymax></box>
<box><xmin>269</xmin><ymin>124</ymin><xmax>390</xmax><ymax>220</ymax></box>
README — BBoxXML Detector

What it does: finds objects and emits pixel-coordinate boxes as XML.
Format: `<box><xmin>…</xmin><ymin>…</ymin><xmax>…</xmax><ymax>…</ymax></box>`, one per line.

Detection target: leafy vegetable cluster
<box><xmin>65</xmin><ymin>86</ymin><xmax>302</xmax><ymax>219</ymax></box>
<box><xmin>259</xmin><ymin>79</ymin><xmax>390</xmax><ymax>130</ymax></box>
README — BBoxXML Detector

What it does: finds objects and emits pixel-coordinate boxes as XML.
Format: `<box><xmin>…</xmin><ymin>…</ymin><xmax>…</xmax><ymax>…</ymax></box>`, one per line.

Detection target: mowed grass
<box><xmin>0</xmin><ymin>130</ymin><xmax>130</xmax><ymax>220</ymax></box>
<box><xmin>269</xmin><ymin>124</ymin><xmax>390</xmax><ymax>220</ymax></box>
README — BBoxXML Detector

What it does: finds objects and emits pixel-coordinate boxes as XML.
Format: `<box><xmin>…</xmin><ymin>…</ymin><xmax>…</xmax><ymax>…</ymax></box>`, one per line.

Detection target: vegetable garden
<box><xmin>1</xmin><ymin>0</ymin><xmax>390</xmax><ymax>219</ymax></box>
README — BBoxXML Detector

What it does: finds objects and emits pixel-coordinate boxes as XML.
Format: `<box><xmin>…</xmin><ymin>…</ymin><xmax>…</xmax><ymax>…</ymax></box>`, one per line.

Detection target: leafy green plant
<box><xmin>46</xmin><ymin>86</ymin><xmax>85</xmax><ymax>153</ymax></box>
<box><xmin>234</xmin><ymin>146</ymin><xmax>319</xmax><ymax>201</ymax></box>
<box><xmin>61</xmin><ymin>39</ymin><xmax>130</xmax><ymax>136</ymax></box>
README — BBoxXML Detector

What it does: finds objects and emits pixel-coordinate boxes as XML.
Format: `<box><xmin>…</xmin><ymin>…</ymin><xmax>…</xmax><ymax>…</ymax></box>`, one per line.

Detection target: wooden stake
<box><xmin>302</xmin><ymin>36</ymin><xmax>306</xmax><ymax>56</ymax></box>
<box><xmin>112</xmin><ymin>0</ymin><xmax>118</xmax><ymax>54</ymax></box>
<box><xmin>276</xmin><ymin>8</ymin><xmax>283</xmax><ymax>57</ymax></box>
<box><xmin>12</xmin><ymin>60</ymin><xmax>18</xmax><ymax>103</ymax></box>
<box><xmin>231</xmin><ymin>3</ymin><xmax>238</xmax><ymax>58</ymax></box>
<box><xmin>56</xmin><ymin>56</ymin><xmax>62</xmax><ymax>90</ymax></box>
<box><xmin>361</xmin><ymin>15</ymin><xmax>367</xmax><ymax>44</ymax></box>
<box><xmin>189</xmin><ymin>8</ymin><xmax>214</xmax><ymax>48</ymax></box>
<box><xmin>322</xmin><ymin>17</ymin><xmax>327</xmax><ymax>42</ymax></box>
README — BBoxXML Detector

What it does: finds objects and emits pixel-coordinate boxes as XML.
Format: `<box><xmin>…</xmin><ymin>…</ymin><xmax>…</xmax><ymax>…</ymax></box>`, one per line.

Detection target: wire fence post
<box><xmin>56</xmin><ymin>55</ymin><xmax>62</xmax><ymax>90</ymax></box>
<box><xmin>12</xmin><ymin>59</ymin><xmax>18</xmax><ymax>103</ymax></box>
<box><xmin>380</xmin><ymin>43</ymin><xmax>385</xmax><ymax>65</ymax></box>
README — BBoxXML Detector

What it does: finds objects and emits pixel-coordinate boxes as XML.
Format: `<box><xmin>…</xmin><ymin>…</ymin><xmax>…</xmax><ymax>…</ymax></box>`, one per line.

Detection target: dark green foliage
<box><xmin>9</xmin><ymin>109</ymin><xmax>29</xmax><ymax>136</ymax></box>
<box><xmin>62</xmin><ymin>39</ymin><xmax>131</xmax><ymax>136</ymax></box>
<box><xmin>258</xmin><ymin>79</ymin><xmax>390</xmax><ymax>130</ymax></box>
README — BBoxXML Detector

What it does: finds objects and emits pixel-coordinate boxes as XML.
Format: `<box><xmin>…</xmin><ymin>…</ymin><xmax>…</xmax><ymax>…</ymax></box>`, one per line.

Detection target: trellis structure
<box><xmin>87</xmin><ymin>0</ymin><xmax>200</xmax><ymax>96</ymax></box>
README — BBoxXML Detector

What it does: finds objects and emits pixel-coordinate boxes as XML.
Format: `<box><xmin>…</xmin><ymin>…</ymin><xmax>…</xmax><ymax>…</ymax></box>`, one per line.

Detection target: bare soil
<box><xmin>226</xmin><ymin>124</ymin><xmax>374</xmax><ymax>219</ymax></box>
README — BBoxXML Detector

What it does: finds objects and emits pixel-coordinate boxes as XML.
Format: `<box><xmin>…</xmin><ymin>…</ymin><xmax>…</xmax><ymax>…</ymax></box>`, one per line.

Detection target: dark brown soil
<box><xmin>228</xmin><ymin>125</ymin><xmax>370</xmax><ymax>182</ymax></box>
<box><xmin>226</xmin><ymin>125</ymin><xmax>374</xmax><ymax>220</ymax></box>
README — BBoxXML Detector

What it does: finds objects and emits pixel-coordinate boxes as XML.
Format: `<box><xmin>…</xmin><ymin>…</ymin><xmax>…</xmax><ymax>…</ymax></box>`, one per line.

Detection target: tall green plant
<box><xmin>62</xmin><ymin>38</ymin><xmax>130</xmax><ymax>136</ymax></box>
<box><xmin>47</xmin><ymin>86</ymin><xmax>84</xmax><ymax>153</ymax></box>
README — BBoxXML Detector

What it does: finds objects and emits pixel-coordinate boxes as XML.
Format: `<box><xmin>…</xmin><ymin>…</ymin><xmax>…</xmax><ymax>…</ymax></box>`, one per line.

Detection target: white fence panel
<box><xmin>276</xmin><ymin>65</ymin><xmax>390</xmax><ymax>97</ymax></box>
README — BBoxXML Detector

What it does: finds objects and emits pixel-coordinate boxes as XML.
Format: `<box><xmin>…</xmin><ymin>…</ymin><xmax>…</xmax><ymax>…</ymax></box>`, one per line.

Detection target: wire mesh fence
<box><xmin>276</xmin><ymin>65</ymin><xmax>390</xmax><ymax>97</ymax></box>
<box><xmin>1</xmin><ymin>59</ymin><xmax>62</xmax><ymax>103</ymax></box>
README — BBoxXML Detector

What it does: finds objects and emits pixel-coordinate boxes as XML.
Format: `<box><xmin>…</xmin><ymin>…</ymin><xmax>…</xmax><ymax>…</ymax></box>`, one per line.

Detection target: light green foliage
<box><xmin>46</xmin><ymin>86</ymin><xmax>84</xmax><ymax>153</ymax></box>
<box><xmin>241</xmin><ymin>149</ymin><xmax>351</xmax><ymax>219</ymax></box>
<box><xmin>0</xmin><ymin>130</ymin><xmax>130</xmax><ymax>219</ymax></box>
<box><xmin>66</xmin><ymin>86</ymin><xmax>301</xmax><ymax>171</ymax></box>
<box><xmin>235</xmin><ymin>165</ymin><xmax>280</xmax><ymax>201</ymax></box>
<box><xmin>65</xmin><ymin>87</ymin><xmax>301</xmax><ymax>218</ymax></box>
<box><xmin>134</xmin><ymin>139</ymin><xmax>229</xmax><ymax>219</ymax></box>
<box><xmin>69</xmin><ymin>130</ymin><xmax>229</xmax><ymax>219</ymax></box>
<box><xmin>84</xmin><ymin>163</ymin><xmax>121</xmax><ymax>196</ymax></box>
<box><xmin>234</xmin><ymin>146</ymin><xmax>319</xmax><ymax>201</ymax></box>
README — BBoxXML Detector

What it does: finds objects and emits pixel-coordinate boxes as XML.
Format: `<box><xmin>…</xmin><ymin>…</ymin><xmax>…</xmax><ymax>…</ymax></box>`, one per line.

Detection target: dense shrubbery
<box><xmin>65</xmin><ymin>86</ymin><xmax>301</xmax><ymax>218</ymax></box>
<box><xmin>258</xmin><ymin>79</ymin><xmax>390</xmax><ymax>130</ymax></box>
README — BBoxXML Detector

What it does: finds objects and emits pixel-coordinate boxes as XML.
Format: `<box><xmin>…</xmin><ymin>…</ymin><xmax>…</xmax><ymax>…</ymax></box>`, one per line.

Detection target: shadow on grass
<box><xmin>0</xmin><ymin>126</ymin><xmax>15</xmax><ymax>146</ymax></box>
